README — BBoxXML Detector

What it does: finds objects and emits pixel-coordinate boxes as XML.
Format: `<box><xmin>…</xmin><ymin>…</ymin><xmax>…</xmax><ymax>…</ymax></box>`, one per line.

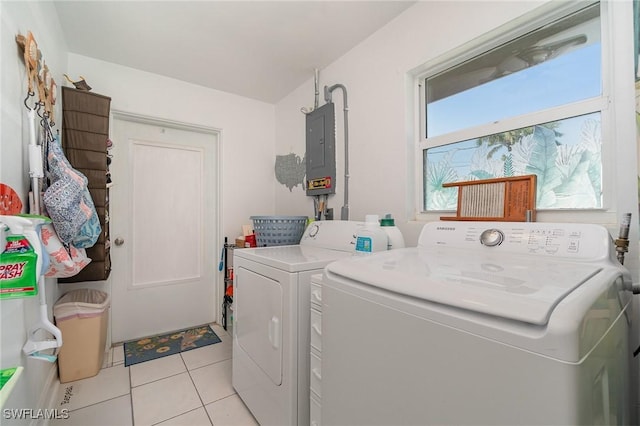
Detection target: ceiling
<box><xmin>53</xmin><ymin>1</ymin><xmax>416</xmax><ymax>104</ymax></box>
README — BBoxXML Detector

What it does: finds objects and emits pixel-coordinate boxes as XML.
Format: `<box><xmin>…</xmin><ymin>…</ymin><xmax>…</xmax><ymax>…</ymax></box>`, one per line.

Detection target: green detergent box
<box><xmin>0</xmin><ymin>235</ymin><xmax>37</xmax><ymax>299</ymax></box>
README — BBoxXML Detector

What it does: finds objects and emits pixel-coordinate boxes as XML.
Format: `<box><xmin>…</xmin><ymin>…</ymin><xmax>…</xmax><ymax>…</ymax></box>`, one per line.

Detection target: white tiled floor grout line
<box><xmin>127</xmin><ymin>366</ymin><xmax>134</xmax><ymax>425</ymax></box>
<box><xmin>184</xmin><ymin>356</ymin><xmax>217</xmax><ymax>426</ymax></box>
<box><xmin>48</xmin><ymin>323</ymin><xmax>256</xmax><ymax>426</ymax></box>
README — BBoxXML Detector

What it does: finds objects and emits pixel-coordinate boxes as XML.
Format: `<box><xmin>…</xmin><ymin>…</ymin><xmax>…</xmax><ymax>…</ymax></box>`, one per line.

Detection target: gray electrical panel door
<box><xmin>305</xmin><ymin>102</ymin><xmax>336</xmax><ymax>196</ymax></box>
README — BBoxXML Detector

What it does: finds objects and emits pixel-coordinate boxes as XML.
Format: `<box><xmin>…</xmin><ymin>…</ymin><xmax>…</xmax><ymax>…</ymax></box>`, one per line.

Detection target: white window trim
<box><xmin>421</xmin><ymin>96</ymin><xmax>607</xmax><ymax>151</ymax></box>
<box><xmin>410</xmin><ymin>0</ymin><xmax>632</xmax><ymax>227</ymax></box>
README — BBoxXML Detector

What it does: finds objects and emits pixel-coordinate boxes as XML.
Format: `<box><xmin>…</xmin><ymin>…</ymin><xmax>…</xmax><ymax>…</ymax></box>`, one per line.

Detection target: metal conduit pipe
<box><xmin>314</xmin><ymin>69</ymin><xmax>320</xmax><ymax>110</ymax></box>
<box><xmin>324</xmin><ymin>83</ymin><xmax>349</xmax><ymax>220</ymax></box>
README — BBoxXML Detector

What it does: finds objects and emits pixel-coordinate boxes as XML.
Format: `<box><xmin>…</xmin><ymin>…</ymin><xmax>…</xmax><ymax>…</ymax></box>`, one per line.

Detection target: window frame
<box><xmin>413</xmin><ymin>0</ymin><xmax>623</xmax><ymax>224</ymax></box>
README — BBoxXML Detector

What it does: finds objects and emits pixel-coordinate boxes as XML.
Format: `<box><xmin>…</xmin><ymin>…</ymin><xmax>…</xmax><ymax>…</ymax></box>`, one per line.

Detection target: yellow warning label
<box><xmin>308</xmin><ymin>177</ymin><xmax>332</xmax><ymax>190</ymax></box>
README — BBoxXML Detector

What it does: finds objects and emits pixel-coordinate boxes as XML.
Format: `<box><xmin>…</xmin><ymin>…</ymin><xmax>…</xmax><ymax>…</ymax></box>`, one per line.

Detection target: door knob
<box><xmin>114</xmin><ymin>237</ymin><xmax>125</xmax><ymax>246</ymax></box>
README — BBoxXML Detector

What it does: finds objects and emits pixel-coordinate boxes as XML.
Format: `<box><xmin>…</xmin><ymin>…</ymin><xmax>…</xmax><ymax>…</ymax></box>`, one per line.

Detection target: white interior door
<box><xmin>110</xmin><ymin>115</ymin><xmax>219</xmax><ymax>343</ymax></box>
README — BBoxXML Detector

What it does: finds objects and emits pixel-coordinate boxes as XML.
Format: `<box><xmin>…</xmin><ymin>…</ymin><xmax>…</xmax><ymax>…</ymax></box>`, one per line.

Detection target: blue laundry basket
<box><xmin>250</xmin><ymin>216</ymin><xmax>308</xmax><ymax>246</ymax></box>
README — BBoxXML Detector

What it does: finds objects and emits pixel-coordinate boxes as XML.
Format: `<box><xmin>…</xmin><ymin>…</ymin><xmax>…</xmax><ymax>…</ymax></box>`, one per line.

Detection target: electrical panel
<box><xmin>305</xmin><ymin>102</ymin><xmax>336</xmax><ymax>196</ymax></box>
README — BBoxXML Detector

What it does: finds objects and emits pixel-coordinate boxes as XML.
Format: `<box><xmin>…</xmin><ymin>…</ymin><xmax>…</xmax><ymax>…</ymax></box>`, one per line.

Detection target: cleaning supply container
<box><xmin>54</xmin><ymin>289</ymin><xmax>110</xmax><ymax>383</ymax></box>
<box><xmin>380</xmin><ymin>214</ymin><xmax>405</xmax><ymax>250</ymax></box>
<box><xmin>355</xmin><ymin>215</ymin><xmax>388</xmax><ymax>254</ymax></box>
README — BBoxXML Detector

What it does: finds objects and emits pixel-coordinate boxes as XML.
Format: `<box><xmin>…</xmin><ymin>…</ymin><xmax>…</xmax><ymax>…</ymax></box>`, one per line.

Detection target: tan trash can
<box><xmin>54</xmin><ymin>289</ymin><xmax>110</xmax><ymax>383</ymax></box>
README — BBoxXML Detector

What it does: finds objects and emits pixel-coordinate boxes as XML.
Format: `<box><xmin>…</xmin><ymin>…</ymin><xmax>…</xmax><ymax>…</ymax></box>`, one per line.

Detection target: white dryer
<box><xmin>320</xmin><ymin>221</ymin><xmax>634</xmax><ymax>425</ymax></box>
<box><xmin>232</xmin><ymin>220</ymin><xmax>364</xmax><ymax>426</ymax></box>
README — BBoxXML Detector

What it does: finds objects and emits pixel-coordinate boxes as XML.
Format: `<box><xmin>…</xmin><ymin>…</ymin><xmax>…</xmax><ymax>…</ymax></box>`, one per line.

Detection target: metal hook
<box><xmin>45</xmin><ymin>119</ymin><xmax>55</xmax><ymax>140</ymax></box>
<box><xmin>23</xmin><ymin>91</ymin><xmax>35</xmax><ymax>110</ymax></box>
<box><xmin>35</xmin><ymin>101</ymin><xmax>45</xmax><ymax>119</ymax></box>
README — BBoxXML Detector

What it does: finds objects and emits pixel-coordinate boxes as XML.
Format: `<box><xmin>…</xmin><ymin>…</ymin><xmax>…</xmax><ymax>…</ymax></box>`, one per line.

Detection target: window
<box><xmin>419</xmin><ymin>2</ymin><xmax>605</xmax><ymax>212</ymax></box>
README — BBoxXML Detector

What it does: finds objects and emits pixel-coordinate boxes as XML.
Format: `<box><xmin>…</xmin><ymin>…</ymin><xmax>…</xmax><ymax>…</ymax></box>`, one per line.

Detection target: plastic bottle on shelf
<box><xmin>380</xmin><ymin>214</ymin><xmax>405</xmax><ymax>250</ymax></box>
<box><xmin>355</xmin><ymin>215</ymin><xmax>388</xmax><ymax>254</ymax></box>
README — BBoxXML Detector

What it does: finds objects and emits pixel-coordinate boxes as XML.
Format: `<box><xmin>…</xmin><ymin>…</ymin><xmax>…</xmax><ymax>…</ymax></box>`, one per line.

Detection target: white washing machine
<box><xmin>320</xmin><ymin>221</ymin><xmax>634</xmax><ymax>425</ymax></box>
<box><xmin>232</xmin><ymin>220</ymin><xmax>364</xmax><ymax>426</ymax></box>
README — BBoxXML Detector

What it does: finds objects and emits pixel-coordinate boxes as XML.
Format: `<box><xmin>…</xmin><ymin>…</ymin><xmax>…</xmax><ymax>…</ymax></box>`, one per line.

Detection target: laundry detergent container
<box><xmin>54</xmin><ymin>289</ymin><xmax>110</xmax><ymax>383</ymax></box>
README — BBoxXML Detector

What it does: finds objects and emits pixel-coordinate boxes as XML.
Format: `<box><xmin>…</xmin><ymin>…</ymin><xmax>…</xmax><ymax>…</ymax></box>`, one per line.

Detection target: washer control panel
<box><xmin>420</xmin><ymin>222</ymin><xmax>613</xmax><ymax>261</ymax></box>
<box><xmin>300</xmin><ymin>220</ymin><xmax>365</xmax><ymax>251</ymax></box>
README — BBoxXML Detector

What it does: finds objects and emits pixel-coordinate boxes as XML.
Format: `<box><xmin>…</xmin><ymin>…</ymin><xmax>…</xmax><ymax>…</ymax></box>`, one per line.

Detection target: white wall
<box><xmin>1</xmin><ymin>1</ymin><xmax>68</xmax><ymax>419</ymax></box>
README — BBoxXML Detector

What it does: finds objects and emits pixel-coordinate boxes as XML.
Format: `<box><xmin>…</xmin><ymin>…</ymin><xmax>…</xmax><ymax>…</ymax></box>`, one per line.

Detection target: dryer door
<box><xmin>235</xmin><ymin>266</ymin><xmax>283</xmax><ymax>385</ymax></box>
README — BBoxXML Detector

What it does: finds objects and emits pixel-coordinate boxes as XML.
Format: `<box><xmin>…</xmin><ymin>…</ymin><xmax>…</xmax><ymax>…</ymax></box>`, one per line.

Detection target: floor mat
<box><xmin>124</xmin><ymin>325</ymin><xmax>221</xmax><ymax>367</ymax></box>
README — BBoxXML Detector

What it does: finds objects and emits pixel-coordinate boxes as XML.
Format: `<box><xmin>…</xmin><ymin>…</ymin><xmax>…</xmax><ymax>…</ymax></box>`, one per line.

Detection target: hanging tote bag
<box><xmin>43</xmin><ymin>136</ymin><xmax>101</xmax><ymax>248</ymax></box>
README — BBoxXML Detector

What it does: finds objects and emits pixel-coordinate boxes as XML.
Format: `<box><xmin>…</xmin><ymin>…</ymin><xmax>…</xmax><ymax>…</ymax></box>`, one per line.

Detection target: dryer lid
<box><xmin>234</xmin><ymin>245</ymin><xmax>353</xmax><ymax>272</ymax></box>
<box><xmin>325</xmin><ymin>247</ymin><xmax>603</xmax><ymax>325</ymax></box>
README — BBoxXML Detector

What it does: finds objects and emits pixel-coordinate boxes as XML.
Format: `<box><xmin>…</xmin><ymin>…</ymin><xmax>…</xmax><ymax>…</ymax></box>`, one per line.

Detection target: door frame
<box><xmin>110</xmin><ymin>110</ymin><xmax>225</xmax><ymax>326</ymax></box>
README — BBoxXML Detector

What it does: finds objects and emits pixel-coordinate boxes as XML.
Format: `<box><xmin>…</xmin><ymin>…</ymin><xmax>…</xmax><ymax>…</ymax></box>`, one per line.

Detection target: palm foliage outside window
<box><xmin>425</xmin><ymin>113</ymin><xmax>601</xmax><ymax>210</ymax></box>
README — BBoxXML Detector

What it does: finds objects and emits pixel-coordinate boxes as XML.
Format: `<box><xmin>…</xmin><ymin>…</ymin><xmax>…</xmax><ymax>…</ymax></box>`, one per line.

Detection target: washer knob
<box><xmin>308</xmin><ymin>223</ymin><xmax>320</xmax><ymax>237</ymax></box>
<box><xmin>480</xmin><ymin>229</ymin><xmax>504</xmax><ymax>247</ymax></box>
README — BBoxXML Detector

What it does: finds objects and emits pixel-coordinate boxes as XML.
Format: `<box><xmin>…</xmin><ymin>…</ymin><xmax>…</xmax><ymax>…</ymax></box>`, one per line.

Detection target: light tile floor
<box><xmin>49</xmin><ymin>324</ymin><xmax>257</xmax><ymax>426</ymax></box>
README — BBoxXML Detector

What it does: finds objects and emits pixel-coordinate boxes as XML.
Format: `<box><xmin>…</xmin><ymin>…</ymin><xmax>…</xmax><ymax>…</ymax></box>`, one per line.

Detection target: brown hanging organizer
<box><xmin>59</xmin><ymin>86</ymin><xmax>112</xmax><ymax>282</ymax></box>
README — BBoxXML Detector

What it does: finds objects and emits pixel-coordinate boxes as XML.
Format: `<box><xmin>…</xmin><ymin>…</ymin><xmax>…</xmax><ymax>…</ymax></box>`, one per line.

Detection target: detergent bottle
<box><xmin>355</xmin><ymin>215</ymin><xmax>387</xmax><ymax>254</ymax></box>
<box><xmin>380</xmin><ymin>214</ymin><xmax>405</xmax><ymax>250</ymax></box>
